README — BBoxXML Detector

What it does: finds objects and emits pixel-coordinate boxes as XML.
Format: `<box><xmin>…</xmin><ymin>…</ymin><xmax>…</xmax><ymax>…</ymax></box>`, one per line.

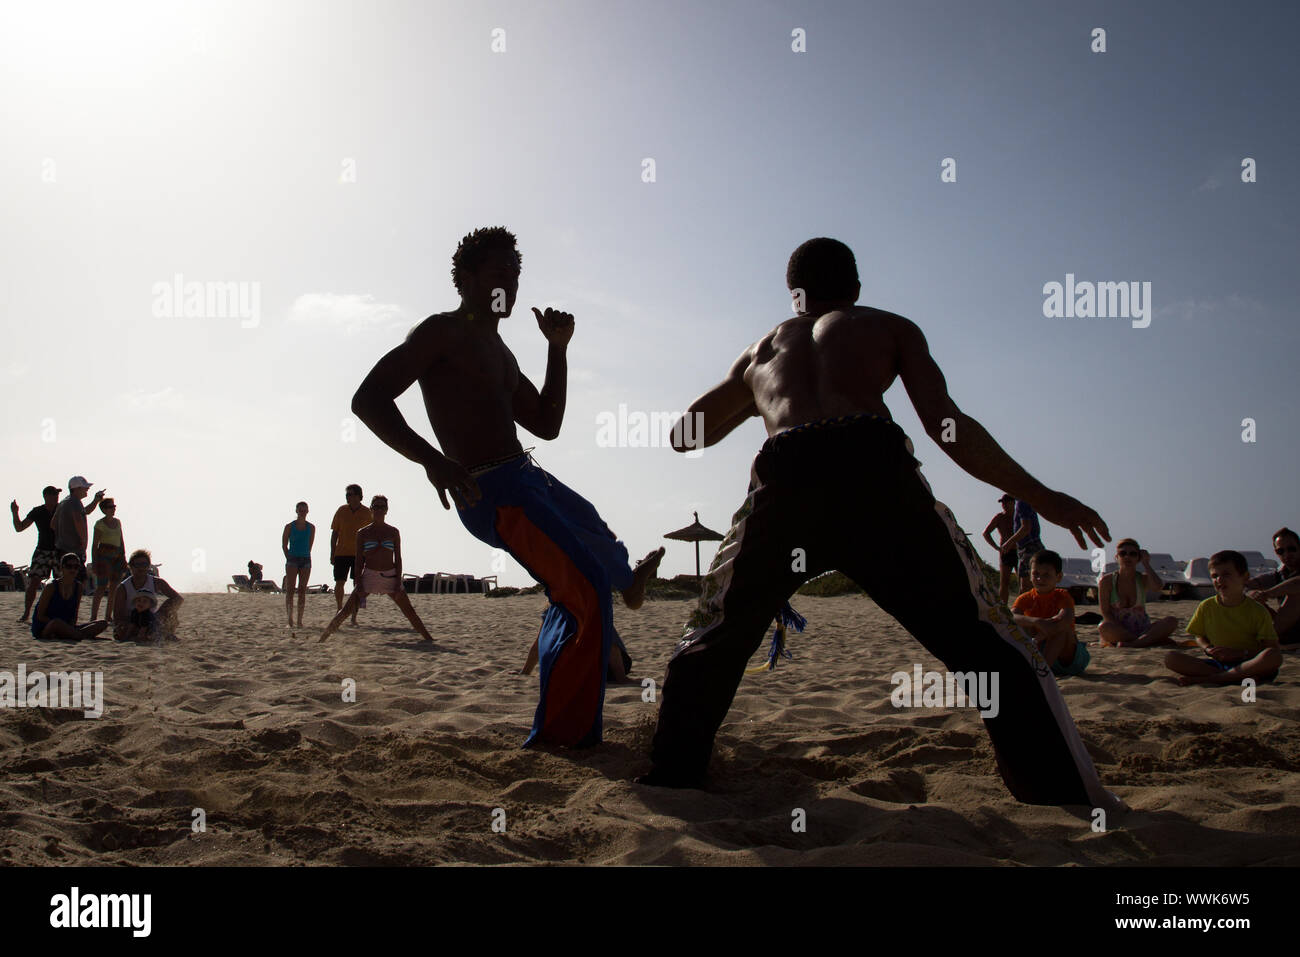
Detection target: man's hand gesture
<box><xmin>1035</xmin><ymin>490</ymin><xmax>1111</xmax><ymax>550</ymax></box>
<box><xmin>533</xmin><ymin>307</ymin><xmax>574</xmax><ymax>347</ymax></box>
<box><xmin>424</xmin><ymin>457</ymin><xmax>482</xmax><ymax>511</ymax></box>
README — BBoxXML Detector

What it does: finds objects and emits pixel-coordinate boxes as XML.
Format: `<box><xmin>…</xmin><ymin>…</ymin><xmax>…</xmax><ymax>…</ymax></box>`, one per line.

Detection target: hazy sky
<box><xmin>2</xmin><ymin>0</ymin><xmax>1297</xmax><ymax>592</ymax></box>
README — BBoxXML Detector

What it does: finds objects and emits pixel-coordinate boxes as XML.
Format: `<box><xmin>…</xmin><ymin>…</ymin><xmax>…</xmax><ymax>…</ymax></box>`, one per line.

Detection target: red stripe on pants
<box><xmin>496</xmin><ymin>506</ymin><xmax>605</xmax><ymax>745</ymax></box>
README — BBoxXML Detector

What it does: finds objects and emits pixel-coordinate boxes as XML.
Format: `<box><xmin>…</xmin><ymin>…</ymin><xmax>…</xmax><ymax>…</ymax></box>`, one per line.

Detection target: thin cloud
<box><xmin>288</xmin><ymin>293</ymin><xmax>408</xmax><ymax>334</ymax></box>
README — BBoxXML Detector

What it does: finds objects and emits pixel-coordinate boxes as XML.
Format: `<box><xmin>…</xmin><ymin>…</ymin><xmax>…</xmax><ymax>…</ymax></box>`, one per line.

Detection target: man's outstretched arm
<box><xmin>351</xmin><ymin>321</ymin><xmax>480</xmax><ymax>509</ymax></box>
<box><xmin>672</xmin><ymin>347</ymin><xmax>757</xmax><ymax>452</ymax></box>
<box><xmin>895</xmin><ymin>318</ymin><xmax>1109</xmax><ymax>549</ymax></box>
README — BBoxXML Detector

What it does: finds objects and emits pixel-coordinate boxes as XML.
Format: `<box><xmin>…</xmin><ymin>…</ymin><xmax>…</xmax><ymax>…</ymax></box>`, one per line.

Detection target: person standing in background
<box><xmin>330</xmin><ymin>484</ymin><xmax>371</xmax><ymax>628</ymax></box>
<box><xmin>11</xmin><ymin>485</ymin><xmax>61</xmax><ymax>622</ymax></box>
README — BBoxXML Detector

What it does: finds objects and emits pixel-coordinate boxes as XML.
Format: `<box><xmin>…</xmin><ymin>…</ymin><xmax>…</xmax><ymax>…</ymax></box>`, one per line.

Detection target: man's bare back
<box><xmin>742</xmin><ymin>306</ymin><xmax>902</xmax><ymax>434</ymax></box>
<box><xmin>675</xmin><ymin>302</ymin><xmax>1109</xmax><ymax>551</ymax></box>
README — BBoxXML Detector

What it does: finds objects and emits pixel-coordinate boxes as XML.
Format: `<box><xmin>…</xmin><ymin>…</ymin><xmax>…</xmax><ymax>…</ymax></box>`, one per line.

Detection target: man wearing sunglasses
<box><xmin>1248</xmin><ymin>527</ymin><xmax>1300</xmax><ymax>644</ymax></box>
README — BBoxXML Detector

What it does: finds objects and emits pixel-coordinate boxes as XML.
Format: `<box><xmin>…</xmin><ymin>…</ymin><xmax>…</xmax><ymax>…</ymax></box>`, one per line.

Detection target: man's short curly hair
<box><xmin>452</xmin><ymin>227</ymin><xmax>521</xmax><ymax>294</ymax></box>
<box><xmin>786</xmin><ymin>237</ymin><xmax>859</xmax><ymax>302</ymax></box>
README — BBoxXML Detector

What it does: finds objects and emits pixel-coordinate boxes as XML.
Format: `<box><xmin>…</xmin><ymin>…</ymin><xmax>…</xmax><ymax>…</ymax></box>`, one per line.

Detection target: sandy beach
<box><xmin>1</xmin><ymin>591</ymin><xmax>1298</xmax><ymax>866</ymax></box>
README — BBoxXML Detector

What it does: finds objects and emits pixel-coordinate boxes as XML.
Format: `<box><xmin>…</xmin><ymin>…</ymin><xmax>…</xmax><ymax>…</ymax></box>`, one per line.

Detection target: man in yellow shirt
<box><xmin>1164</xmin><ymin>550</ymin><xmax>1281</xmax><ymax>684</ymax></box>
<box><xmin>330</xmin><ymin>484</ymin><xmax>373</xmax><ymax>626</ymax></box>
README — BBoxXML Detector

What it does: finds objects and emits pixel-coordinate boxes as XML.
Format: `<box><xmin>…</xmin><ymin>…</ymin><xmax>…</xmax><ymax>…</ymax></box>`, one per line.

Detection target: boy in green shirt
<box><xmin>1163</xmin><ymin>550</ymin><xmax>1281</xmax><ymax>685</ymax></box>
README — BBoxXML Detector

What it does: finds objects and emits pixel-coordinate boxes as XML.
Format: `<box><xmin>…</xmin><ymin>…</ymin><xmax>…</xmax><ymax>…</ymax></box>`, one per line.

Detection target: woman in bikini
<box><xmin>1097</xmin><ymin>538</ymin><xmax>1179</xmax><ymax>647</ymax></box>
<box><xmin>318</xmin><ymin>495</ymin><xmax>434</xmax><ymax>643</ymax></box>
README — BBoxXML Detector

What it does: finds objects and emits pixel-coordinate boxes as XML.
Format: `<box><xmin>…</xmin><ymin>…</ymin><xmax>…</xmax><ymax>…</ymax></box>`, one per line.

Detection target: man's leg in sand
<box><xmin>21</xmin><ymin>572</ymin><xmax>44</xmax><ymax>622</ymax></box>
<box><xmin>319</xmin><ymin>589</ymin><xmax>364</xmax><ymax>642</ymax></box>
<box><xmin>389</xmin><ymin>589</ymin><xmax>434</xmax><ymax>642</ymax></box>
<box><xmin>644</xmin><ymin>474</ymin><xmax>811</xmax><ymax>787</ymax></box>
<box><xmin>824</xmin><ymin>425</ymin><xmax>1115</xmax><ymax>808</ymax></box>
<box><xmin>998</xmin><ymin>565</ymin><xmax>1012</xmax><ymax>606</ymax></box>
<box><xmin>333</xmin><ymin>556</ymin><xmax>350</xmax><ymax>620</ymax></box>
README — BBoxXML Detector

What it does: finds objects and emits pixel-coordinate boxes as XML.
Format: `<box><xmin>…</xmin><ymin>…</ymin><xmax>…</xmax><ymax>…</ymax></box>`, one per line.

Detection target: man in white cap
<box><xmin>51</xmin><ymin>476</ymin><xmax>105</xmax><ymax>589</ymax></box>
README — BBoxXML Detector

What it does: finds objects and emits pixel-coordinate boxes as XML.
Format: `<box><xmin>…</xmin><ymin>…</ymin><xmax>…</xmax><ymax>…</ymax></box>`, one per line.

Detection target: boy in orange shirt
<box><xmin>1012</xmin><ymin>549</ymin><xmax>1089</xmax><ymax>677</ymax></box>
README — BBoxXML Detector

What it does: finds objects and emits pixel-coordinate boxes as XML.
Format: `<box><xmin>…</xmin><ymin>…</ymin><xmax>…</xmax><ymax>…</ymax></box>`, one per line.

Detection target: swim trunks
<box><xmin>286</xmin><ymin>555</ymin><xmax>311</xmax><ymax>570</ymax></box>
<box><xmin>1052</xmin><ymin>640</ymin><xmax>1090</xmax><ymax>678</ymax></box>
<box><xmin>1203</xmin><ymin>654</ymin><xmax>1278</xmax><ymax>683</ymax></box>
<box><xmin>457</xmin><ymin>454</ymin><xmax>634</xmax><ymax>748</ymax></box>
<box><xmin>1001</xmin><ymin>546</ymin><xmax>1018</xmax><ymax>571</ymax></box>
<box><xmin>332</xmin><ymin>556</ymin><xmax>356</xmax><ymax>581</ymax></box>
<box><xmin>1017</xmin><ymin>540</ymin><xmax>1044</xmax><ymax>580</ymax></box>
<box><xmin>647</xmin><ymin>414</ymin><xmax>1114</xmax><ymax>808</ymax></box>
<box><xmin>29</xmin><ymin>547</ymin><xmax>60</xmax><ymax>580</ymax></box>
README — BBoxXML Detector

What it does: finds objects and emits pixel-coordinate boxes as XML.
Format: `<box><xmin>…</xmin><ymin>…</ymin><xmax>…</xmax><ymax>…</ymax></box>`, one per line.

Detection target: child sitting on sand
<box><xmin>1011</xmin><ymin>550</ymin><xmax>1089</xmax><ymax>677</ymax></box>
<box><xmin>1163</xmin><ymin>550</ymin><xmax>1281</xmax><ymax>685</ymax></box>
<box><xmin>120</xmin><ymin>591</ymin><xmax>161</xmax><ymax>643</ymax></box>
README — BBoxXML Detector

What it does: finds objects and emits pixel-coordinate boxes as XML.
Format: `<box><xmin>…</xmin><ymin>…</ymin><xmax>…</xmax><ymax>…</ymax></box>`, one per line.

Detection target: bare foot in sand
<box><xmin>622</xmin><ymin>548</ymin><xmax>665</xmax><ymax>610</ymax></box>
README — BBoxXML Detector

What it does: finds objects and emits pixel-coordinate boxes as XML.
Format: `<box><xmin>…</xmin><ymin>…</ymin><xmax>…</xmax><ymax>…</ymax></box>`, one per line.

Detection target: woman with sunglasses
<box><xmin>1098</xmin><ymin>538</ymin><xmax>1179</xmax><ymax>647</ymax></box>
<box><xmin>318</xmin><ymin>495</ymin><xmax>434</xmax><ymax>643</ymax></box>
<box><xmin>1248</xmin><ymin>527</ymin><xmax>1300</xmax><ymax>644</ymax></box>
<box><xmin>30</xmin><ymin>554</ymin><xmax>110</xmax><ymax>640</ymax></box>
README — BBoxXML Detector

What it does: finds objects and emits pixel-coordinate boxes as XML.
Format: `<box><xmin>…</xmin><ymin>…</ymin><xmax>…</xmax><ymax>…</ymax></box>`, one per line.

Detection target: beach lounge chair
<box><xmin>418</xmin><ymin>573</ymin><xmax>437</xmax><ymax>594</ymax></box>
<box><xmin>403</xmin><ymin>573</ymin><xmax>419</xmax><ymax>594</ymax></box>
<box><xmin>1144</xmin><ymin>552</ymin><xmax>1186</xmax><ymax>599</ymax></box>
<box><xmin>1182</xmin><ymin>557</ymin><xmax>1215</xmax><ymax>599</ymax></box>
<box><xmin>1059</xmin><ymin>558</ymin><xmax>1098</xmax><ymax>603</ymax></box>
<box><xmin>435</xmin><ymin>572</ymin><xmax>472</xmax><ymax>593</ymax></box>
<box><xmin>1240</xmin><ymin>551</ymin><xmax>1277</xmax><ymax>579</ymax></box>
<box><xmin>227</xmin><ymin>574</ymin><xmax>256</xmax><ymax>593</ymax></box>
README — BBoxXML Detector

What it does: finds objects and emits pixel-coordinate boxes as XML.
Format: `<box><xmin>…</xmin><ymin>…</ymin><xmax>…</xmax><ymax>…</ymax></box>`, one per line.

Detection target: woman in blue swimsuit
<box><xmin>282</xmin><ymin>501</ymin><xmax>315</xmax><ymax>628</ymax></box>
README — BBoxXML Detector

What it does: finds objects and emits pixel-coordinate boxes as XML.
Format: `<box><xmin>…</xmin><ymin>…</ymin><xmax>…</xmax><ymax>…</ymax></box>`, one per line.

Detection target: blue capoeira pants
<box><xmin>458</xmin><ymin>454</ymin><xmax>634</xmax><ymax>748</ymax></box>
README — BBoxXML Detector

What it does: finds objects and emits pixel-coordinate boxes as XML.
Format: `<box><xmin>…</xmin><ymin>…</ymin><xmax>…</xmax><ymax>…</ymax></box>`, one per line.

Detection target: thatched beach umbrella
<box><xmin>664</xmin><ymin>511</ymin><xmax>725</xmax><ymax>579</ymax></box>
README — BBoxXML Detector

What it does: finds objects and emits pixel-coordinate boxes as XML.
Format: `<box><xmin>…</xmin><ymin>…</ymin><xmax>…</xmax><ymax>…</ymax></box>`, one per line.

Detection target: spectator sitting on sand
<box><xmin>1164</xmin><ymin>550</ymin><xmax>1281</xmax><ymax>685</ymax></box>
<box><xmin>1011</xmin><ymin>550</ymin><xmax>1089</xmax><ymax>678</ymax></box>
<box><xmin>1097</xmin><ymin>538</ymin><xmax>1178</xmax><ymax>647</ymax></box>
<box><xmin>31</xmin><ymin>554</ymin><xmax>110</xmax><ymax>640</ymax></box>
<box><xmin>112</xmin><ymin>549</ymin><xmax>183</xmax><ymax>641</ymax></box>
<box><xmin>318</xmin><ymin>495</ymin><xmax>434</xmax><ymax>643</ymax></box>
<box><xmin>118</xmin><ymin>591</ymin><xmax>162</xmax><ymax>643</ymax></box>
<box><xmin>1247</xmin><ymin>527</ymin><xmax>1300</xmax><ymax>645</ymax></box>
